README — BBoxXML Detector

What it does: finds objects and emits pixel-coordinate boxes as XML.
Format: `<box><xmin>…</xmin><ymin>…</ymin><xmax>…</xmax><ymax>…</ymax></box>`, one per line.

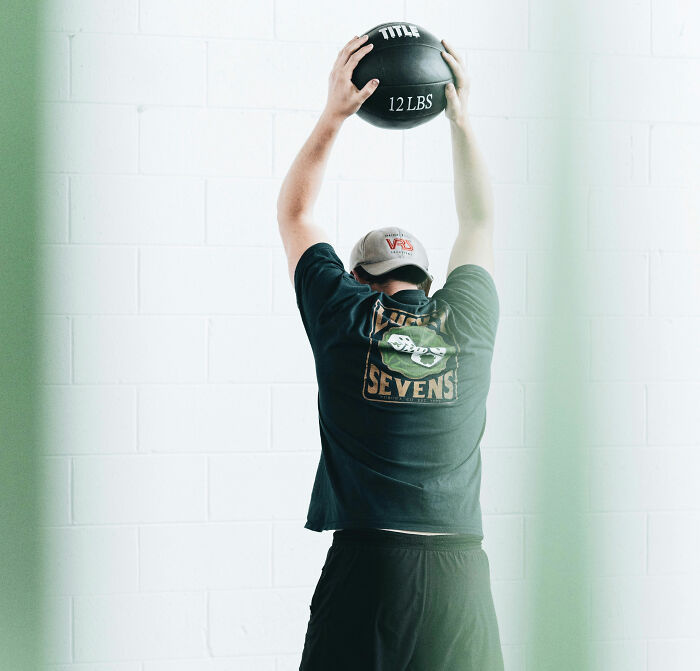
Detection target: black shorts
<box><xmin>299</xmin><ymin>528</ymin><xmax>505</xmax><ymax>671</ymax></box>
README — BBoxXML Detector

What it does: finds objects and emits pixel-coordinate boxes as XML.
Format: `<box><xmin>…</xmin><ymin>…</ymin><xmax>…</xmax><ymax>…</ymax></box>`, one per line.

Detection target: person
<box><xmin>277</xmin><ymin>33</ymin><xmax>504</xmax><ymax>671</ymax></box>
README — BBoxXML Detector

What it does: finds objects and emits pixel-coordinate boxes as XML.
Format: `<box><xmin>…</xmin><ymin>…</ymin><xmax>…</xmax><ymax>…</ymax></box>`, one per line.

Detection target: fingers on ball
<box><xmin>346</xmin><ymin>42</ymin><xmax>373</xmax><ymax>67</ymax></box>
<box><xmin>442</xmin><ymin>55</ymin><xmax>467</xmax><ymax>88</ymax></box>
<box><xmin>441</xmin><ymin>38</ymin><xmax>463</xmax><ymax>64</ymax></box>
<box><xmin>342</xmin><ymin>34</ymin><xmax>367</xmax><ymax>54</ymax></box>
<box><xmin>441</xmin><ymin>49</ymin><xmax>465</xmax><ymax>71</ymax></box>
<box><xmin>441</xmin><ymin>51</ymin><xmax>461</xmax><ymax>75</ymax></box>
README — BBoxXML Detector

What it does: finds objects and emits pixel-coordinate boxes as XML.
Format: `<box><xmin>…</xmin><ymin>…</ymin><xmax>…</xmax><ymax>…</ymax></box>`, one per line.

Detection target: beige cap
<box><xmin>349</xmin><ymin>226</ymin><xmax>433</xmax><ymax>281</ymax></box>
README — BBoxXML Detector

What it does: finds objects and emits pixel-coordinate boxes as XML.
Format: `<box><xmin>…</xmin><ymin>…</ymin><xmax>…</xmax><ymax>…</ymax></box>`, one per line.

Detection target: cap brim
<box><xmin>361</xmin><ymin>260</ymin><xmax>431</xmax><ymax>281</ymax></box>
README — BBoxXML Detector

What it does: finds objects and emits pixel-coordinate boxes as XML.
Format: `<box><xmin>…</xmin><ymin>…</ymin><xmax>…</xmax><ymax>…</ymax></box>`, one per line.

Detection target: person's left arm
<box><xmin>277</xmin><ymin>34</ymin><xmax>379</xmax><ymax>284</ymax></box>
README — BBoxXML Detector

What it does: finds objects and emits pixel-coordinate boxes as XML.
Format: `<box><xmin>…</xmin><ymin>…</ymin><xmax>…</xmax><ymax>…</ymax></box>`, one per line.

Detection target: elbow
<box><xmin>276</xmin><ymin>194</ymin><xmax>300</xmax><ymax>226</ymax></box>
<box><xmin>277</xmin><ymin>206</ymin><xmax>313</xmax><ymax>230</ymax></box>
<box><xmin>457</xmin><ymin>210</ymin><xmax>494</xmax><ymax>231</ymax></box>
<box><xmin>277</xmin><ymin>196</ymin><xmax>312</xmax><ymax>227</ymax></box>
<box><xmin>277</xmin><ymin>206</ymin><xmax>299</xmax><ymax>228</ymax></box>
<box><xmin>458</xmin><ymin>200</ymin><xmax>495</xmax><ymax>230</ymax></box>
<box><xmin>276</xmin><ymin>202</ymin><xmax>295</xmax><ymax>228</ymax></box>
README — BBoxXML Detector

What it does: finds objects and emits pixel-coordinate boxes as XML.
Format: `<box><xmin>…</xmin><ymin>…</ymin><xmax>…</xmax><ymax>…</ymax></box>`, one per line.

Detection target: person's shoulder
<box><xmin>444</xmin><ymin>263</ymin><xmax>496</xmax><ymax>288</ymax></box>
<box><xmin>293</xmin><ymin>241</ymin><xmax>345</xmax><ymax>289</ymax></box>
<box><xmin>430</xmin><ymin>263</ymin><xmax>499</xmax><ymax>344</ymax></box>
<box><xmin>294</xmin><ymin>241</ymin><xmax>341</xmax><ymax>273</ymax></box>
<box><xmin>432</xmin><ymin>263</ymin><xmax>498</xmax><ymax>304</ymax></box>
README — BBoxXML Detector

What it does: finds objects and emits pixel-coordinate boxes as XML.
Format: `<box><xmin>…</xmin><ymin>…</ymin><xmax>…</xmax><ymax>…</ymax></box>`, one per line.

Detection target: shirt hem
<box><xmin>305</xmin><ymin>519</ymin><xmax>484</xmax><ymax>536</ymax></box>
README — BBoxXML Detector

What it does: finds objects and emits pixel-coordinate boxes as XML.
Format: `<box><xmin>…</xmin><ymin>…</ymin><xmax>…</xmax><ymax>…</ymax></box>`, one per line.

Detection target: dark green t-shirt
<box><xmin>294</xmin><ymin>242</ymin><xmax>499</xmax><ymax>535</ymax></box>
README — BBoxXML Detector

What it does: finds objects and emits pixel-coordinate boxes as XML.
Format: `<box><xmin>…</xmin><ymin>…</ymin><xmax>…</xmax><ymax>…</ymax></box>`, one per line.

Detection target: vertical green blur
<box><xmin>0</xmin><ymin>2</ymin><xmax>45</xmax><ymax>670</ymax></box>
<box><xmin>526</xmin><ymin>1</ymin><xmax>593</xmax><ymax>669</ymax></box>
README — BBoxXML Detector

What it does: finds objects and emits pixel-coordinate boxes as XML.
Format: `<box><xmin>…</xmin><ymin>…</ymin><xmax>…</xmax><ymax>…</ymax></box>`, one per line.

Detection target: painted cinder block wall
<box><xmin>37</xmin><ymin>1</ymin><xmax>700</xmax><ymax>669</ymax></box>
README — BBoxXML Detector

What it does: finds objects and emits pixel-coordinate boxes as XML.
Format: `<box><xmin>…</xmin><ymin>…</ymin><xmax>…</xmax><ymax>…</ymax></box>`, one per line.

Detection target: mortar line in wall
<box><xmin>136</xmin><ymin>102</ymin><xmax>141</xmax><ymax>173</ymax></box>
<box><xmin>68</xmin><ymin>34</ymin><xmax>73</xmax><ymax>99</ymax></box>
<box><xmin>525</xmin><ymin>121</ymin><xmax>530</xmax><ymax>182</ymax></box>
<box><xmin>203</xmin><ymin>178</ymin><xmax>208</xmax><ymax>244</ymax></box>
<box><xmin>136</xmin><ymin>525</ymin><xmax>141</xmax><ymax>590</ymax></box>
<box><xmin>526</xmin><ymin>0</ymin><xmax>531</xmax><ymax>50</ymax></box>
<box><xmin>586</xmin><ymin>443</ymin><xmax>592</xmax><ymax>525</ymax></box>
<box><xmin>39</xmin><ymin>381</ymin><xmax>315</xmax><ymax>387</ymax></box>
<box><xmin>42</xmin><ymin>167</ymin><xmax>700</xmax><ymax>182</ymax></box>
<box><xmin>520</xmin><ymin>380</ymin><xmax>526</xmax><ymax>448</ymax></box>
<box><xmin>205</xmin><ymin>453</ymin><xmax>210</xmax><ymax>522</ymax></box>
<box><xmin>268</xmin><ymin>385</ymin><xmax>273</xmax><ymax>451</ymax></box>
<box><xmin>645</xmin><ymin>639</ymin><xmax>649</xmax><ymax>671</ymax></box>
<box><xmin>136</xmin><ymin>247</ymin><xmax>140</xmax><ymax>314</ymax></box>
<box><xmin>585</xmin><ymin>185</ymin><xmax>592</xmax><ymax>251</ymax></box>
<box><xmin>69</xmin><ymin>457</ymin><xmax>74</xmax><ymax>524</ymax></box>
<box><xmin>205</xmin><ymin>40</ymin><xmax>209</xmax><ymax>107</ymax></box>
<box><xmin>70</xmin><ymin>596</ymin><xmax>75</xmax><ymax>662</ymax></box>
<box><xmin>588</xmin><ymin>318</ymin><xmax>593</xmax><ymax>383</ymax></box>
<box><xmin>67</xmin><ymin>176</ymin><xmax>72</xmax><ymax>242</ymax></box>
<box><xmin>588</xmin><ymin>579</ymin><xmax>593</xmax><ymax>641</ymax></box>
<box><xmin>69</xmin><ymin>316</ymin><xmax>74</xmax><ymax>383</ymax></box>
<box><xmin>645</xmin><ymin>512</ymin><xmax>649</xmax><ymax>576</ymax></box>
<box><xmin>647</xmin><ymin>251</ymin><xmax>651</xmax><ymax>317</ymax></box>
<box><xmin>42</xmin><ymin>521</ymin><xmax>171</xmax><ymax>530</ymax></box>
<box><xmin>644</xmin><ymin>383</ymin><xmax>649</xmax><ymax>446</ymax></box>
<box><xmin>648</xmin><ymin>123</ymin><xmax>653</xmax><ymax>184</ymax></box>
<box><xmin>48</xmin><ymin>519</ymin><xmax>304</xmax><ymax>529</ymax></box>
<box><xmin>588</xmin><ymin>58</ymin><xmax>593</xmax><ymax>118</ymax></box>
<box><xmin>270</xmin><ymin>522</ymin><xmax>274</xmax><ymax>587</ymax></box>
<box><xmin>273</xmin><ymin>0</ymin><xmax>277</xmax><ymax>39</ymax></box>
<box><xmin>523</xmin><ymin>252</ymin><xmax>528</xmax><ymax>315</ymax></box>
<box><xmin>135</xmin><ymin>386</ymin><xmax>140</xmax><ymax>453</ymax></box>
<box><xmin>521</xmin><ymin>514</ymin><xmax>526</xmax><ymax>579</ymax></box>
<box><xmin>39</xmin><ymin>28</ymin><xmax>700</xmax><ymax>61</ymax></box>
<box><xmin>206</xmin><ymin>590</ymin><xmax>213</xmax><ymax>656</ymax></box>
<box><xmin>206</xmin><ymin>317</ymin><xmax>211</xmax><ymax>382</ymax></box>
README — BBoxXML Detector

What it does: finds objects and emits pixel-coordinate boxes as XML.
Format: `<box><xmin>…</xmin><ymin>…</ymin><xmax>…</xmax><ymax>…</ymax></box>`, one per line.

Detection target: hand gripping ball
<box><xmin>351</xmin><ymin>22</ymin><xmax>455</xmax><ymax>130</ymax></box>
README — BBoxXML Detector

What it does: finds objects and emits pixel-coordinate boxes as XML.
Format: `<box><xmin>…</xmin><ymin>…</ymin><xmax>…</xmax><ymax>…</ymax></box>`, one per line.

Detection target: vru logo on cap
<box><xmin>349</xmin><ymin>226</ymin><xmax>433</xmax><ymax>281</ymax></box>
<box><xmin>385</xmin><ymin>235</ymin><xmax>414</xmax><ymax>252</ymax></box>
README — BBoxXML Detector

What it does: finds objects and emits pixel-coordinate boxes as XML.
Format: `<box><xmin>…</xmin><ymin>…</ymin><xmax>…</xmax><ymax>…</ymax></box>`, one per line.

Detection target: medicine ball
<box><xmin>351</xmin><ymin>22</ymin><xmax>455</xmax><ymax>130</ymax></box>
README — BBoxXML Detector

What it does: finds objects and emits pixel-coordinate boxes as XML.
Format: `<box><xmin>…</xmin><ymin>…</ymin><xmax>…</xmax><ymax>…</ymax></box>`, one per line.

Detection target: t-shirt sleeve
<box><xmin>293</xmin><ymin>241</ymin><xmax>369</xmax><ymax>347</ymax></box>
<box><xmin>431</xmin><ymin>264</ymin><xmax>500</xmax><ymax>347</ymax></box>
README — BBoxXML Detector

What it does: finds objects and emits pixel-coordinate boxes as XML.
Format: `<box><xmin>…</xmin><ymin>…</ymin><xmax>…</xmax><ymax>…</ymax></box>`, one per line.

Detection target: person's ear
<box><xmin>351</xmin><ymin>269</ymin><xmax>366</xmax><ymax>284</ymax></box>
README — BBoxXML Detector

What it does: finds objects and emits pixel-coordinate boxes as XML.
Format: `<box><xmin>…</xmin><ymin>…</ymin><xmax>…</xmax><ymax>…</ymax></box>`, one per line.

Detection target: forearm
<box><xmin>277</xmin><ymin>111</ymin><xmax>343</xmax><ymax>221</ymax></box>
<box><xmin>449</xmin><ymin>118</ymin><xmax>494</xmax><ymax>229</ymax></box>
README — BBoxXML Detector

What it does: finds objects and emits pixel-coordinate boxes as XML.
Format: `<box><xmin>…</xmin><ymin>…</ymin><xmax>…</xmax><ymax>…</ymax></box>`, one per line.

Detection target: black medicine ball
<box><xmin>351</xmin><ymin>22</ymin><xmax>455</xmax><ymax>130</ymax></box>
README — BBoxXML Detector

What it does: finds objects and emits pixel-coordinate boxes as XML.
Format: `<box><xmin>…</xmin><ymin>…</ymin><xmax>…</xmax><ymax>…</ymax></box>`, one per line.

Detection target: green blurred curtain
<box><xmin>526</xmin><ymin>1</ymin><xmax>593</xmax><ymax>669</ymax></box>
<box><xmin>0</xmin><ymin>2</ymin><xmax>44</xmax><ymax>670</ymax></box>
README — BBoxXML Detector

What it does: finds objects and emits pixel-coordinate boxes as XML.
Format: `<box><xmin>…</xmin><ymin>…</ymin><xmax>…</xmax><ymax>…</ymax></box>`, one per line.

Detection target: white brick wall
<box><xmin>37</xmin><ymin>1</ymin><xmax>699</xmax><ymax>669</ymax></box>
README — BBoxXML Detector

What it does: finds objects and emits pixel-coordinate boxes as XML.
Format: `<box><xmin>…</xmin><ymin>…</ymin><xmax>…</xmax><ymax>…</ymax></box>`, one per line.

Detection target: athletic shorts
<box><xmin>299</xmin><ymin>528</ymin><xmax>505</xmax><ymax>671</ymax></box>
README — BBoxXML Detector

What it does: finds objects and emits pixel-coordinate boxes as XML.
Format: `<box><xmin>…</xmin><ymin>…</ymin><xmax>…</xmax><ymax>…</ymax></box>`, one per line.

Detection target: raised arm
<box><xmin>441</xmin><ymin>40</ymin><xmax>495</xmax><ymax>279</ymax></box>
<box><xmin>276</xmin><ymin>34</ymin><xmax>379</xmax><ymax>284</ymax></box>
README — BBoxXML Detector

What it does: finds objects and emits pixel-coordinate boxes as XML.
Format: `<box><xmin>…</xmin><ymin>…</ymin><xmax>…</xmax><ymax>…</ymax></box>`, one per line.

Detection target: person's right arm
<box><xmin>441</xmin><ymin>40</ymin><xmax>495</xmax><ymax>280</ymax></box>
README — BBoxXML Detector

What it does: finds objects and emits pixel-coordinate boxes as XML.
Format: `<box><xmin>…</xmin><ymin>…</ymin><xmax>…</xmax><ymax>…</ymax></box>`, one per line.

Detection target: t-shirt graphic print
<box><xmin>363</xmin><ymin>298</ymin><xmax>459</xmax><ymax>404</ymax></box>
<box><xmin>293</xmin><ymin>241</ymin><xmax>499</xmax><ymax>533</ymax></box>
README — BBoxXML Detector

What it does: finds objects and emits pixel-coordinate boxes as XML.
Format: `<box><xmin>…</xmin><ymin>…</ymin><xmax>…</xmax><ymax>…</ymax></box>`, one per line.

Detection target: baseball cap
<box><xmin>349</xmin><ymin>226</ymin><xmax>433</xmax><ymax>282</ymax></box>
